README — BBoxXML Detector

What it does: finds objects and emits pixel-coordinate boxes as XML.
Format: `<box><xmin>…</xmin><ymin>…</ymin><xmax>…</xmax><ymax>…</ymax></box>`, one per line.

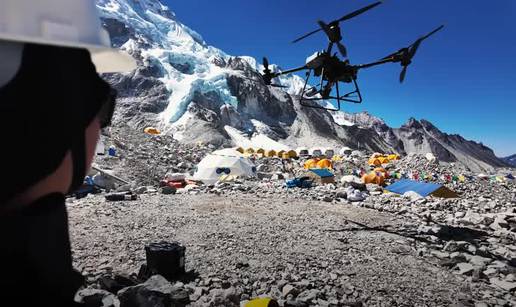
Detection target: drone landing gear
<box><xmin>299</xmin><ymin>69</ymin><xmax>363</xmax><ymax>111</ymax></box>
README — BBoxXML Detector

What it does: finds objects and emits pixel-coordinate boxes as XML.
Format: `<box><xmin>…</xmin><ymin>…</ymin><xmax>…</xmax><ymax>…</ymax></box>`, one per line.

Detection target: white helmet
<box><xmin>0</xmin><ymin>0</ymin><xmax>136</xmax><ymax>73</ymax></box>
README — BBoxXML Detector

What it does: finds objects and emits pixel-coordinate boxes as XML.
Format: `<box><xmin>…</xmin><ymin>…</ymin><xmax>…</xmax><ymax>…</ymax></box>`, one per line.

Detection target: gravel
<box><xmin>69</xmin><ymin>126</ymin><xmax>516</xmax><ymax>306</ymax></box>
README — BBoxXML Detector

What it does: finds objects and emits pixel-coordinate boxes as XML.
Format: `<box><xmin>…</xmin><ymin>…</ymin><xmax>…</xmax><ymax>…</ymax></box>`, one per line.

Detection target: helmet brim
<box><xmin>0</xmin><ymin>33</ymin><xmax>136</xmax><ymax>73</ymax></box>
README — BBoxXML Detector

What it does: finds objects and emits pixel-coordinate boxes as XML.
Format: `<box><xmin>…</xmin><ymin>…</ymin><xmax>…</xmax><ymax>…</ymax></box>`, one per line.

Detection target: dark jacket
<box><xmin>0</xmin><ymin>193</ymin><xmax>84</xmax><ymax>305</ymax></box>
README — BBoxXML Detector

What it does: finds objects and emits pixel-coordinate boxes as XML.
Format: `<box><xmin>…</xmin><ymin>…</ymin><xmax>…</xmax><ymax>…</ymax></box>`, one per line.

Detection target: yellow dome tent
<box><xmin>378</xmin><ymin>156</ymin><xmax>389</xmax><ymax>164</ymax></box>
<box><xmin>371</xmin><ymin>153</ymin><xmax>383</xmax><ymax>159</ymax></box>
<box><xmin>317</xmin><ymin>158</ymin><xmax>333</xmax><ymax>169</ymax></box>
<box><xmin>236</xmin><ymin>147</ymin><xmax>245</xmax><ymax>154</ymax></box>
<box><xmin>265</xmin><ymin>150</ymin><xmax>277</xmax><ymax>157</ymax></box>
<box><xmin>282</xmin><ymin>152</ymin><xmax>291</xmax><ymax>159</ymax></box>
<box><xmin>332</xmin><ymin>155</ymin><xmax>343</xmax><ymax>162</ymax></box>
<box><xmin>256</xmin><ymin>148</ymin><xmax>265</xmax><ymax>154</ymax></box>
<box><xmin>144</xmin><ymin>127</ymin><xmax>161</xmax><ymax>135</ymax></box>
<box><xmin>287</xmin><ymin>150</ymin><xmax>298</xmax><ymax>158</ymax></box>
<box><xmin>304</xmin><ymin>159</ymin><xmax>318</xmax><ymax>169</ymax></box>
<box><xmin>277</xmin><ymin>150</ymin><xmax>286</xmax><ymax>158</ymax></box>
<box><xmin>388</xmin><ymin>154</ymin><xmax>400</xmax><ymax>161</ymax></box>
<box><xmin>245</xmin><ymin>148</ymin><xmax>255</xmax><ymax>154</ymax></box>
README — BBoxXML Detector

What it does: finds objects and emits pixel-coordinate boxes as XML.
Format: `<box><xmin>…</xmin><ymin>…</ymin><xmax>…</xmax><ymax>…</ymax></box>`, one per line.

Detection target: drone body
<box><xmin>260</xmin><ymin>1</ymin><xmax>444</xmax><ymax>111</ymax></box>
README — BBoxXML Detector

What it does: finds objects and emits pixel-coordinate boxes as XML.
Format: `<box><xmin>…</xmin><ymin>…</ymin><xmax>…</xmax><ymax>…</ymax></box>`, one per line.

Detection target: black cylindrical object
<box><xmin>144</xmin><ymin>241</ymin><xmax>185</xmax><ymax>281</ymax></box>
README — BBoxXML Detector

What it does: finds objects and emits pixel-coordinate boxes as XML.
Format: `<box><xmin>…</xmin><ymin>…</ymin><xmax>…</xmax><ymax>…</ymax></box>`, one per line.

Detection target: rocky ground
<box><xmin>69</xmin><ymin>126</ymin><xmax>516</xmax><ymax>306</ymax></box>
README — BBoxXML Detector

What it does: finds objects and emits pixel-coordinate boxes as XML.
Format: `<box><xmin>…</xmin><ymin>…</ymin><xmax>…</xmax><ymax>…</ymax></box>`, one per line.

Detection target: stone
<box><xmin>296</xmin><ymin>289</ymin><xmax>320</xmax><ymax>303</ymax></box>
<box><xmin>455</xmin><ymin>263</ymin><xmax>475</xmax><ymax>275</ymax></box>
<box><xmin>468</xmin><ymin>255</ymin><xmax>492</xmax><ymax>268</ymax></box>
<box><xmin>431</xmin><ymin>250</ymin><xmax>450</xmax><ymax>259</ymax></box>
<box><xmin>161</xmin><ymin>186</ymin><xmax>176</xmax><ymax>195</ymax></box>
<box><xmin>223</xmin><ymin>287</ymin><xmax>240</xmax><ymax>305</ymax></box>
<box><xmin>75</xmin><ymin>288</ymin><xmax>120</xmax><ymax>307</ymax></box>
<box><xmin>455</xmin><ymin>212</ymin><xmax>465</xmax><ymax>219</ymax></box>
<box><xmin>99</xmin><ymin>274</ymin><xmax>137</xmax><ymax>294</ymax></box>
<box><xmin>189</xmin><ymin>287</ymin><xmax>204</xmax><ymax>301</ymax></box>
<box><xmin>489</xmin><ymin>278</ymin><xmax>516</xmax><ymax>291</ymax></box>
<box><xmin>118</xmin><ymin>275</ymin><xmax>189</xmax><ymax>307</ymax></box>
<box><xmin>282</xmin><ymin>284</ymin><xmax>298</xmax><ymax>298</ymax></box>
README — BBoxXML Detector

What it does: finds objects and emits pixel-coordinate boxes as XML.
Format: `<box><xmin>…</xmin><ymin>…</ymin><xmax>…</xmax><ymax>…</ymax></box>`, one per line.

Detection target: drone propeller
<box><xmin>317</xmin><ymin>20</ymin><xmax>348</xmax><ymax>58</ymax></box>
<box><xmin>261</xmin><ymin>57</ymin><xmax>274</xmax><ymax>85</ymax></box>
<box><xmin>382</xmin><ymin>25</ymin><xmax>444</xmax><ymax>83</ymax></box>
<box><xmin>292</xmin><ymin>1</ymin><xmax>382</xmax><ymax>44</ymax></box>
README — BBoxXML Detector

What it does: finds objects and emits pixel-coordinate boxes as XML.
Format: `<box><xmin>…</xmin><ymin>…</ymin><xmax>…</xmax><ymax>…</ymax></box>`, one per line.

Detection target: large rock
<box><xmin>75</xmin><ymin>288</ymin><xmax>120</xmax><ymax>307</ymax></box>
<box><xmin>118</xmin><ymin>275</ymin><xmax>189</xmax><ymax>307</ymax></box>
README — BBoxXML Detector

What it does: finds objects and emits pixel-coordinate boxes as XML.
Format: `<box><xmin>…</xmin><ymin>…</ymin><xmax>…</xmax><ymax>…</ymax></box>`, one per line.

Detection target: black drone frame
<box><xmin>259</xmin><ymin>0</ymin><xmax>444</xmax><ymax>112</ymax></box>
<box><xmin>299</xmin><ymin>69</ymin><xmax>362</xmax><ymax>111</ymax></box>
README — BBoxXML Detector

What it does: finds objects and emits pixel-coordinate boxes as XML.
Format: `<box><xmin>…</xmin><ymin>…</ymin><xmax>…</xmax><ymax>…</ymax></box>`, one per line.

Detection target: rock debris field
<box><xmin>68</xmin><ymin>126</ymin><xmax>516</xmax><ymax>307</ymax></box>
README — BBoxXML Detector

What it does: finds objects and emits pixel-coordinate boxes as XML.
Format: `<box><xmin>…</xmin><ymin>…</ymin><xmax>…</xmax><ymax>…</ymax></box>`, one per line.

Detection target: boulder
<box><xmin>118</xmin><ymin>275</ymin><xmax>189</xmax><ymax>307</ymax></box>
<box><xmin>75</xmin><ymin>288</ymin><xmax>120</xmax><ymax>307</ymax></box>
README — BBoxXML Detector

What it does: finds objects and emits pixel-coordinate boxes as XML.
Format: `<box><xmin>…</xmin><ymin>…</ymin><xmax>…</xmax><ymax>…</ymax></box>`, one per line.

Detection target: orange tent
<box><xmin>317</xmin><ymin>159</ymin><xmax>333</xmax><ymax>169</ymax></box>
<box><xmin>144</xmin><ymin>127</ymin><xmax>161</xmax><ymax>135</ymax></box>
<box><xmin>368</xmin><ymin>158</ymin><xmax>382</xmax><ymax>166</ymax></box>
<box><xmin>373</xmin><ymin>167</ymin><xmax>389</xmax><ymax>178</ymax></box>
<box><xmin>304</xmin><ymin>159</ymin><xmax>319</xmax><ymax>169</ymax></box>
<box><xmin>362</xmin><ymin>172</ymin><xmax>385</xmax><ymax>186</ymax></box>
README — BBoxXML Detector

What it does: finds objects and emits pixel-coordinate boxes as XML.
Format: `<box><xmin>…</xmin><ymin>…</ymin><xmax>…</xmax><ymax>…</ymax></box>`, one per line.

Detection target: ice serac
<box><xmin>95</xmin><ymin>0</ymin><xmax>509</xmax><ymax>171</ymax></box>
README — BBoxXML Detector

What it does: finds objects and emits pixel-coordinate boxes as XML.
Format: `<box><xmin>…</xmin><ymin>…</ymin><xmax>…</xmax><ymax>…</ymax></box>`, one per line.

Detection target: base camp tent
<box><xmin>265</xmin><ymin>150</ymin><xmax>277</xmax><ymax>157</ymax></box>
<box><xmin>305</xmin><ymin>169</ymin><xmax>335</xmax><ymax>184</ymax></box>
<box><xmin>287</xmin><ymin>150</ymin><xmax>298</xmax><ymax>158</ymax></box>
<box><xmin>362</xmin><ymin>172</ymin><xmax>385</xmax><ymax>186</ymax></box>
<box><xmin>193</xmin><ymin>154</ymin><xmax>256</xmax><ymax>184</ymax></box>
<box><xmin>310</xmin><ymin>148</ymin><xmax>323</xmax><ymax>157</ymax></box>
<box><xmin>317</xmin><ymin>159</ymin><xmax>333</xmax><ymax>169</ymax></box>
<box><xmin>324</xmin><ymin>148</ymin><xmax>335</xmax><ymax>158</ymax></box>
<box><xmin>339</xmin><ymin>147</ymin><xmax>352</xmax><ymax>156</ymax></box>
<box><xmin>296</xmin><ymin>147</ymin><xmax>309</xmax><ymax>157</ymax></box>
<box><xmin>386</xmin><ymin>179</ymin><xmax>458</xmax><ymax>198</ymax></box>
<box><xmin>144</xmin><ymin>127</ymin><xmax>161</xmax><ymax>135</ymax></box>
<box><xmin>304</xmin><ymin>159</ymin><xmax>318</xmax><ymax>169</ymax></box>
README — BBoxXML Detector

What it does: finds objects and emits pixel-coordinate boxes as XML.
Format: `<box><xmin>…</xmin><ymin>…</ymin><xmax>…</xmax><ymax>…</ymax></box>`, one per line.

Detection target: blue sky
<box><xmin>164</xmin><ymin>0</ymin><xmax>515</xmax><ymax>156</ymax></box>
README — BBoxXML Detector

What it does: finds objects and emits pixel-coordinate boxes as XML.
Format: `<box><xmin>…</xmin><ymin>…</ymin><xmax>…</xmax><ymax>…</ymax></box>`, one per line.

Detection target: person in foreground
<box><xmin>0</xmin><ymin>0</ymin><xmax>135</xmax><ymax>304</ymax></box>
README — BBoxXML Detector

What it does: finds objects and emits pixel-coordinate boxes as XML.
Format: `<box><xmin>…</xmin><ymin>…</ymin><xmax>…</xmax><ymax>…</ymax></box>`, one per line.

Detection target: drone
<box><xmin>259</xmin><ymin>1</ymin><xmax>444</xmax><ymax>111</ymax></box>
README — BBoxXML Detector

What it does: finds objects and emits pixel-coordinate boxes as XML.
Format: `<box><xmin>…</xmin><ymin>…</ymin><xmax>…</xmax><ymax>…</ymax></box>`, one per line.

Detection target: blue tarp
<box><xmin>308</xmin><ymin>168</ymin><xmax>334</xmax><ymax>178</ymax></box>
<box><xmin>506</xmin><ymin>174</ymin><xmax>515</xmax><ymax>180</ymax></box>
<box><xmin>386</xmin><ymin>179</ymin><xmax>443</xmax><ymax>197</ymax></box>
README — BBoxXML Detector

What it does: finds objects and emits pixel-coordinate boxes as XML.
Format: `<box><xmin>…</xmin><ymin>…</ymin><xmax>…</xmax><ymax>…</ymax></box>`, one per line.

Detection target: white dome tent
<box><xmin>193</xmin><ymin>153</ymin><xmax>256</xmax><ymax>184</ymax></box>
<box><xmin>339</xmin><ymin>147</ymin><xmax>353</xmax><ymax>156</ymax></box>
<box><xmin>310</xmin><ymin>147</ymin><xmax>323</xmax><ymax>157</ymax></box>
<box><xmin>296</xmin><ymin>147</ymin><xmax>309</xmax><ymax>157</ymax></box>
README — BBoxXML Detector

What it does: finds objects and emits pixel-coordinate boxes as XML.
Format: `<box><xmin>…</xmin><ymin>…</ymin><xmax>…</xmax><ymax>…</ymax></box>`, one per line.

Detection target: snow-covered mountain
<box><xmin>502</xmin><ymin>154</ymin><xmax>516</xmax><ymax>167</ymax></box>
<box><xmin>96</xmin><ymin>0</ymin><xmax>509</xmax><ymax>172</ymax></box>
